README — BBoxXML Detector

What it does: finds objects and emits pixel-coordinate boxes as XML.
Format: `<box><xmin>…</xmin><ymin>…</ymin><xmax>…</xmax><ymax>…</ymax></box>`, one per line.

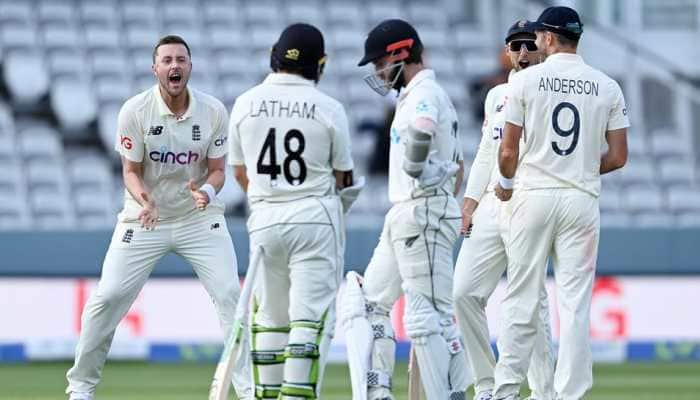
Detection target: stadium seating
<box><xmin>0</xmin><ymin>0</ymin><xmax>697</xmax><ymax>230</ymax></box>
<box><xmin>3</xmin><ymin>52</ymin><xmax>49</xmax><ymax>107</ymax></box>
<box><xmin>50</xmin><ymin>79</ymin><xmax>99</xmax><ymax>134</ymax></box>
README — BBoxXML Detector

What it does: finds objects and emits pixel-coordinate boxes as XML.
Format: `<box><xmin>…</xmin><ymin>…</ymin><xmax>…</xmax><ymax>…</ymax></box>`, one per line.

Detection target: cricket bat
<box><xmin>408</xmin><ymin>344</ymin><xmax>425</xmax><ymax>400</ymax></box>
<box><xmin>208</xmin><ymin>247</ymin><xmax>264</xmax><ymax>400</ymax></box>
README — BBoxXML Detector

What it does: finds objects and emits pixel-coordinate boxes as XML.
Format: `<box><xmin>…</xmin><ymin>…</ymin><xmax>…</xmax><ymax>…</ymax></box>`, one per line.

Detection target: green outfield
<box><xmin>1</xmin><ymin>361</ymin><xmax>699</xmax><ymax>399</ymax></box>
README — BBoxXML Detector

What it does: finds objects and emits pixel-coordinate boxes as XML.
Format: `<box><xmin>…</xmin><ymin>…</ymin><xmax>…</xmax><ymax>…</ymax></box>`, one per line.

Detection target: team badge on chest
<box><xmin>192</xmin><ymin>124</ymin><xmax>201</xmax><ymax>141</ymax></box>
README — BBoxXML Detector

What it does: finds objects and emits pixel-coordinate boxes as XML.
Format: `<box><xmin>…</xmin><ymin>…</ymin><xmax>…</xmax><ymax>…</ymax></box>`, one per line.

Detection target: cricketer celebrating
<box><xmin>66</xmin><ymin>35</ymin><xmax>251</xmax><ymax>400</ymax></box>
<box><xmin>492</xmin><ymin>7</ymin><xmax>629</xmax><ymax>400</ymax></box>
<box><xmin>452</xmin><ymin>20</ymin><xmax>555</xmax><ymax>400</ymax></box>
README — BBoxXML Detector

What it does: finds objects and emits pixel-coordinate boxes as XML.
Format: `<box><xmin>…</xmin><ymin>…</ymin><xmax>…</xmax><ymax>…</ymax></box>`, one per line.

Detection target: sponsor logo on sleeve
<box><xmin>416</xmin><ymin>100</ymin><xmax>430</xmax><ymax>114</ymax></box>
<box><xmin>390</xmin><ymin>127</ymin><xmax>400</xmax><ymax>144</ymax></box>
<box><xmin>214</xmin><ymin>136</ymin><xmax>227</xmax><ymax>147</ymax></box>
<box><xmin>120</xmin><ymin>135</ymin><xmax>133</xmax><ymax>150</ymax></box>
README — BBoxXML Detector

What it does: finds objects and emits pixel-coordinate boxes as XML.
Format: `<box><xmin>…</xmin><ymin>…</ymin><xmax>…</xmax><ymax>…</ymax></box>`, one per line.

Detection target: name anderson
<box><xmin>538</xmin><ymin>77</ymin><xmax>598</xmax><ymax>96</ymax></box>
<box><xmin>250</xmin><ymin>100</ymin><xmax>316</xmax><ymax>119</ymax></box>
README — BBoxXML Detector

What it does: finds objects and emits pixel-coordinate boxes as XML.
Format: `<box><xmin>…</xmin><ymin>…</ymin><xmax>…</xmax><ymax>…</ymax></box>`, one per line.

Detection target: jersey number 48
<box><xmin>256</xmin><ymin>128</ymin><xmax>307</xmax><ymax>185</ymax></box>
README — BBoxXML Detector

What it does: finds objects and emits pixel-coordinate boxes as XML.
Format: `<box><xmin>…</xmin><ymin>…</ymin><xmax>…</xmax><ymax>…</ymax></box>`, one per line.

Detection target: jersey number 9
<box><xmin>551</xmin><ymin>102</ymin><xmax>580</xmax><ymax>156</ymax></box>
<box><xmin>256</xmin><ymin>128</ymin><xmax>307</xmax><ymax>185</ymax></box>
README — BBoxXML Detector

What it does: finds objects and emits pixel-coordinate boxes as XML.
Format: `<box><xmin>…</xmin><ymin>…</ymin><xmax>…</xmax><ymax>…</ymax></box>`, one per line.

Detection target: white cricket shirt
<box><xmin>388</xmin><ymin>69</ymin><xmax>462</xmax><ymax>203</ymax></box>
<box><xmin>228</xmin><ymin>73</ymin><xmax>354</xmax><ymax>204</ymax></box>
<box><xmin>464</xmin><ymin>70</ymin><xmax>532</xmax><ymax>202</ymax></box>
<box><xmin>464</xmin><ymin>74</ymin><xmax>509</xmax><ymax>202</ymax></box>
<box><xmin>115</xmin><ymin>85</ymin><xmax>229</xmax><ymax>221</ymax></box>
<box><xmin>504</xmin><ymin>53</ymin><xmax>629</xmax><ymax>197</ymax></box>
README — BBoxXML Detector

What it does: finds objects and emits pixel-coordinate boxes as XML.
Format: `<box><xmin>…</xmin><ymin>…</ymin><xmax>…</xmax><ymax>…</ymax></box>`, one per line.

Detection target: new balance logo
<box><xmin>148</xmin><ymin>126</ymin><xmax>163</xmax><ymax>135</ymax></box>
<box><xmin>192</xmin><ymin>125</ymin><xmax>201</xmax><ymax>141</ymax></box>
<box><xmin>122</xmin><ymin>229</ymin><xmax>134</xmax><ymax>243</ymax></box>
<box><xmin>211</xmin><ymin>223</ymin><xmax>220</xmax><ymax>230</ymax></box>
<box><xmin>405</xmin><ymin>235</ymin><xmax>419</xmax><ymax>248</ymax></box>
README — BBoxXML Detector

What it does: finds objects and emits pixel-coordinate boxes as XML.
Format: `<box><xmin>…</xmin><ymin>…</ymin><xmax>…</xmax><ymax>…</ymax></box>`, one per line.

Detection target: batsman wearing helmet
<box><xmin>341</xmin><ymin>19</ymin><xmax>470</xmax><ymax>400</ymax></box>
<box><xmin>227</xmin><ymin>23</ymin><xmax>360</xmax><ymax>400</ymax></box>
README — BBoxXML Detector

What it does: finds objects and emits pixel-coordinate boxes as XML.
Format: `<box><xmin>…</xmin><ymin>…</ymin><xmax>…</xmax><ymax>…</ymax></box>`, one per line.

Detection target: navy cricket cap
<box><xmin>271</xmin><ymin>23</ymin><xmax>325</xmax><ymax>68</ymax></box>
<box><xmin>505</xmin><ymin>19</ymin><xmax>536</xmax><ymax>43</ymax></box>
<box><xmin>533</xmin><ymin>6</ymin><xmax>584</xmax><ymax>40</ymax></box>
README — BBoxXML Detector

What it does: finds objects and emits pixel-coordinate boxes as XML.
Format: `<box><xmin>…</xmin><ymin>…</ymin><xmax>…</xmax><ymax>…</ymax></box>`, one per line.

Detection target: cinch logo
<box><xmin>149</xmin><ymin>146</ymin><xmax>200</xmax><ymax>164</ymax></box>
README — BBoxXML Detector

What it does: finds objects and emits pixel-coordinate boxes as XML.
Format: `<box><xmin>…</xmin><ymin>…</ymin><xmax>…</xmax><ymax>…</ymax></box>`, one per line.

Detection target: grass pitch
<box><xmin>1</xmin><ymin>361</ymin><xmax>699</xmax><ymax>399</ymax></box>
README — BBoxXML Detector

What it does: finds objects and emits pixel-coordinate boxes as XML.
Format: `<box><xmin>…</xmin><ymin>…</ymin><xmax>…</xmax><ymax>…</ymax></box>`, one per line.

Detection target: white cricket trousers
<box><xmin>363</xmin><ymin>195</ymin><xmax>465</xmax><ymax>400</ymax></box>
<box><xmin>247</xmin><ymin>195</ymin><xmax>344</xmax><ymax>398</ymax></box>
<box><xmin>493</xmin><ymin>189</ymin><xmax>599</xmax><ymax>400</ymax></box>
<box><xmin>364</xmin><ymin>195</ymin><xmax>461</xmax><ymax>325</ymax></box>
<box><xmin>247</xmin><ymin>195</ymin><xmax>344</xmax><ymax>330</ymax></box>
<box><xmin>66</xmin><ymin>210</ymin><xmax>251</xmax><ymax>398</ymax></box>
<box><xmin>453</xmin><ymin>193</ymin><xmax>555</xmax><ymax>399</ymax></box>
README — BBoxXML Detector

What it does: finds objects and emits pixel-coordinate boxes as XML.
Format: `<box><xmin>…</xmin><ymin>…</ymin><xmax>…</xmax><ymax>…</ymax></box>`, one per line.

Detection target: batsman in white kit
<box><xmin>228</xmin><ymin>24</ymin><xmax>362</xmax><ymax>399</ymax></box>
<box><xmin>65</xmin><ymin>36</ymin><xmax>252</xmax><ymax>400</ymax></box>
<box><xmin>452</xmin><ymin>20</ymin><xmax>555</xmax><ymax>400</ymax></box>
<box><xmin>492</xmin><ymin>7</ymin><xmax>629</xmax><ymax>400</ymax></box>
<box><xmin>342</xmin><ymin>19</ymin><xmax>470</xmax><ymax>400</ymax></box>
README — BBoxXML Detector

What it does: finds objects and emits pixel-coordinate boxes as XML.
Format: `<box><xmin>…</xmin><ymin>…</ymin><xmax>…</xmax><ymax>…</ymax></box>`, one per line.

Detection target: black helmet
<box><xmin>270</xmin><ymin>23</ymin><xmax>327</xmax><ymax>82</ymax></box>
<box><xmin>358</xmin><ymin>19</ymin><xmax>423</xmax><ymax>67</ymax></box>
<box><xmin>359</xmin><ymin>19</ymin><xmax>423</xmax><ymax>96</ymax></box>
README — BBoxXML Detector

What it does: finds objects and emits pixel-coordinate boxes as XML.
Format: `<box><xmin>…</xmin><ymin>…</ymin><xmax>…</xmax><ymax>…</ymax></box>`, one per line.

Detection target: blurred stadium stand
<box><xmin>0</xmin><ymin>0</ymin><xmax>698</xmax><ymax>231</ymax></box>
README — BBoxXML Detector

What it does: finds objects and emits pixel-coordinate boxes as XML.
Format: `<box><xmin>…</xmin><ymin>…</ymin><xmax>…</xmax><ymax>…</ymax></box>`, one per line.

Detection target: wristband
<box><xmin>199</xmin><ymin>183</ymin><xmax>217</xmax><ymax>202</ymax></box>
<box><xmin>499</xmin><ymin>176</ymin><xmax>514</xmax><ymax>190</ymax></box>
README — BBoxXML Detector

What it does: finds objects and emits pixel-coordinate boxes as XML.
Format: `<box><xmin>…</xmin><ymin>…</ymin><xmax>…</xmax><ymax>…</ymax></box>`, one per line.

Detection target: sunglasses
<box><xmin>509</xmin><ymin>40</ymin><xmax>538</xmax><ymax>52</ymax></box>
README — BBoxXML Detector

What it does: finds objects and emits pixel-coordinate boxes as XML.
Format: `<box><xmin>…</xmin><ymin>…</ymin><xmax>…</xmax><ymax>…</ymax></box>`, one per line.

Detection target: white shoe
<box><xmin>68</xmin><ymin>392</ymin><xmax>94</xmax><ymax>400</ymax></box>
<box><xmin>474</xmin><ymin>391</ymin><xmax>493</xmax><ymax>400</ymax></box>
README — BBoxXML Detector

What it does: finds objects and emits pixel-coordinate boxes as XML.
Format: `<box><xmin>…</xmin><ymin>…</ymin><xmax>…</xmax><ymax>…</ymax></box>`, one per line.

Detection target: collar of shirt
<box><xmin>507</xmin><ymin>69</ymin><xmax>517</xmax><ymax>82</ymax></box>
<box><xmin>545</xmin><ymin>52</ymin><xmax>583</xmax><ymax>64</ymax></box>
<box><xmin>263</xmin><ymin>72</ymin><xmax>315</xmax><ymax>86</ymax></box>
<box><xmin>399</xmin><ymin>69</ymin><xmax>435</xmax><ymax>101</ymax></box>
<box><xmin>153</xmin><ymin>85</ymin><xmax>197</xmax><ymax>121</ymax></box>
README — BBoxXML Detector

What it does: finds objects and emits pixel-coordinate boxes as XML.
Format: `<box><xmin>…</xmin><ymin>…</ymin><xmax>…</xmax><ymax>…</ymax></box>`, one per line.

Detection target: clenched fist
<box><xmin>188</xmin><ymin>180</ymin><xmax>210</xmax><ymax>210</ymax></box>
<box><xmin>494</xmin><ymin>183</ymin><xmax>513</xmax><ymax>202</ymax></box>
